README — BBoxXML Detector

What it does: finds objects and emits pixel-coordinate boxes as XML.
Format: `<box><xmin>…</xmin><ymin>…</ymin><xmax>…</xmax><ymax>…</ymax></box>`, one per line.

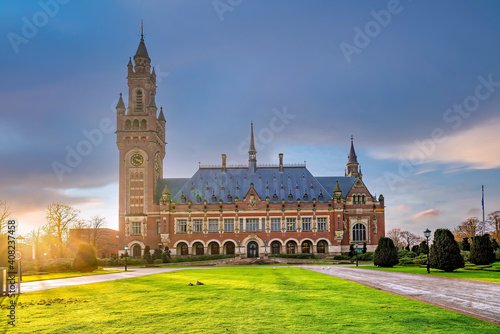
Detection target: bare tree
<box><xmin>26</xmin><ymin>226</ymin><xmax>43</xmax><ymax>259</ymax></box>
<box><xmin>0</xmin><ymin>200</ymin><xmax>11</xmax><ymax>233</ymax></box>
<box><xmin>387</xmin><ymin>228</ymin><xmax>405</xmax><ymax>249</ymax></box>
<box><xmin>88</xmin><ymin>215</ymin><xmax>107</xmax><ymax>250</ymax></box>
<box><xmin>487</xmin><ymin>211</ymin><xmax>500</xmax><ymax>241</ymax></box>
<box><xmin>400</xmin><ymin>230</ymin><xmax>424</xmax><ymax>249</ymax></box>
<box><xmin>44</xmin><ymin>203</ymin><xmax>80</xmax><ymax>258</ymax></box>
<box><xmin>453</xmin><ymin>217</ymin><xmax>481</xmax><ymax>241</ymax></box>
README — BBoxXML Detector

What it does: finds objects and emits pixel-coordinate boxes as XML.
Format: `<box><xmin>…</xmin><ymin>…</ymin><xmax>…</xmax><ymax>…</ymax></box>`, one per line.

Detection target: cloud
<box><xmin>466</xmin><ymin>208</ymin><xmax>481</xmax><ymax>217</ymax></box>
<box><xmin>412</xmin><ymin>209</ymin><xmax>441</xmax><ymax>221</ymax></box>
<box><xmin>369</xmin><ymin>117</ymin><xmax>500</xmax><ymax>172</ymax></box>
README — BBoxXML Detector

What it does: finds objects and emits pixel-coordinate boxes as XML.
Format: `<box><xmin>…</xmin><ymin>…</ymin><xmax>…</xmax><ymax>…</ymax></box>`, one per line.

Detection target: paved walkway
<box><xmin>19</xmin><ymin>265</ymin><xmax>500</xmax><ymax>325</ymax></box>
<box><xmin>20</xmin><ymin>268</ymin><xmax>195</xmax><ymax>294</ymax></box>
<box><xmin>300</xmin><ymin>265</ymin><xmax>500</xmax><ymax>325</ymax></box>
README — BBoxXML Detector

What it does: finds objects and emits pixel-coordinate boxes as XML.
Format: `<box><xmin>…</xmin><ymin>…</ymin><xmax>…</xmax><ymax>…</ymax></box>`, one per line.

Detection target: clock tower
<box><xmin>116</xmin><ymin>33</ymin><xmax>166</xmax><ymax>249</ymax></box>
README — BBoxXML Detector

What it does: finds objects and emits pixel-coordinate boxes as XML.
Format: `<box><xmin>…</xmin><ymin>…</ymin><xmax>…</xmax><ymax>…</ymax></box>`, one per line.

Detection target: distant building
<box><xmin>68</xmin><ymin>228</ymin><xmax>120</xmax><ymax>259</ymax></box>
<box><xmin>116</xmin><ymin>35</ymin><xmax>385</xmax><ymax>258</ymax></box>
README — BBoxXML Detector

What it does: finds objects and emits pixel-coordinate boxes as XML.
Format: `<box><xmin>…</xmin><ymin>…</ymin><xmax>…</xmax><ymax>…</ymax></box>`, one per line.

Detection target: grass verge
<box><xmin>1</xmin><ymin>267</ymin><xmax>498</xmax><ymax>333</ymax></box>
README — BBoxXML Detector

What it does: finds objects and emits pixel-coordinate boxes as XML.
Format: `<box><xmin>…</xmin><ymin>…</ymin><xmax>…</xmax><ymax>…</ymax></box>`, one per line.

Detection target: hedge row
<box><xmin>269</xmin><ymin>254</ymin><xmax>323</xmax><ymax>259</ymax></box>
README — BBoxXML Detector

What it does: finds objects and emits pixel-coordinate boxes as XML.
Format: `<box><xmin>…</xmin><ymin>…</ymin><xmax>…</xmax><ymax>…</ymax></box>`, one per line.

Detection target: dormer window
<box><xmin>288</xmin><ymin>191</ymin><xmax>293</xmax><ymax>202</ymax></box>
<box><xmin>212</xmin><ymin>193</ymin><xmax>217</xmax><ymax>202</ymax></box>
<box><xmin>196</xmin><ymin>194</ymin><xmax>202</xmax><ymax>203</ymax></box>
<box><xmin>181</xmin><ymin>193</ymin><xmax>186</xmax><ymax>204</ymax></box>
<box><xmin>318</xmin><ymin>192</ymin><xmax>324</xmax><ymax>201</ymax></box>
<box><xmin>303</xmin><ymin>192</ymin><xmax>309</xmax><ymax>202</ymax></box>
<box><xmin>227</xmin><ymin>194</ymin><xmax>233</xmax><ymax>202</ymax></box>
<box><xmin>273</xmin><ymin>193</ymin><xmax>278</xmax><ymax>202</ymax></box>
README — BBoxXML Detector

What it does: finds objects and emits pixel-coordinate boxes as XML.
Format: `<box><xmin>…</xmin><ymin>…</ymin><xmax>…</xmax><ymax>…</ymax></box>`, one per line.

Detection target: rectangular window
<box><xmin>286</xmin><ymin>218</ymin><xmax>296</xmax><ymax>232</ymax></box>
<box><xmin>163</xmin><ymin>218</ymin><xmax>167</xmax><ymax>233</ymax></box>
<box><xmin>177</xmin><ymin>219</ymin><xmax>187</xmax><ymax>233</ymax></box>
<box><xmin>131</xmin><ymin>222</ymin><xmax>141</xmax><ymax>235</ymax></box>
<box><xmin>246</xmin><ymin>218</ymin><xmax>259</xmax><ymax>232</ymax></box>
<box><xmin>157</xmin><ymin>221</ymin><xmax>161</xmax><ymax>235</ymax></box>
<box><xmin>224</xmin><ymin>219</ymin><xmax>234</xmax><ymax>232</ymax></box>
<box><xmin>208</xmin><ymin>219</ymin><xmax>218</xmax><ymax>232</ymax></box>
<box><xmin>302</xmin><ymin>217</ymin><xmax>312</xmax><ymax>231</ymax></box>
<box><xmin>193</xmin><ymin>219</ymin><xmax>203</xmax><ymax>233</ymax></box>
<box><xmin>271</xmin><ymin>218</ymin><xmax>281</xmax><ymax>232</ymax></box>
<box><xmin>262</xmin><ymin>218</ymin><xmax>266</xmax><ymax>231</ymax></box>
<box><xmin>240</xmin><ymin>218</ymin><xmax>244</xmax><ymax>232</ymax></box>
<box><xmin>318</xmin><ymin>217</ymin><xmax>328</xmax><ymax>231</ymax></box>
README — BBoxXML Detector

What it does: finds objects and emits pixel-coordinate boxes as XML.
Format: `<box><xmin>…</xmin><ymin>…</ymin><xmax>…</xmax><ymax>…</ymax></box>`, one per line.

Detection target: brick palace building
<box><xmin>116</xmin><ymin>35</ymin><xmax>386</xmax><ymax>258</ymax></box>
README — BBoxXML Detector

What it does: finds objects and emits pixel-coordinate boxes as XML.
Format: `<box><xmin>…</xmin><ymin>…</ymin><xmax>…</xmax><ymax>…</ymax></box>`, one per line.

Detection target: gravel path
<box><xmin>300</xmin><ymin>265</ymin><xmax>500</xmax><ymax>325</ymax></box>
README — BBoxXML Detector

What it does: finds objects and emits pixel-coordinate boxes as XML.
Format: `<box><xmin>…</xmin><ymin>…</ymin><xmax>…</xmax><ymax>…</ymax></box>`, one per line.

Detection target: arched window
<box><xmin>271</xmin><ymin>241</ymin><xmax>281</xmax><ymax>255</ymax></box>
<box><xmin>352</xmin><ymin>223</ymin><xmax>366</xmax><ymax>242</ymax></box>
<box><xmin>286</xmin><ymin>241</ymin><xmax>296</xmax><ymax>254</ymax></box>
<box><xmin>225</xmin><ymin>242</ymin><xmax>235</xmax><ymax>255</ymax></box>
<box><xmin>125</xmin><ymin>120</ymin><xmax>131</xmax><ymax>130</ymax></box>
<box><xmin>362</xmin><ymin>195</ymin><xmax>366</xmax><ymax>204</ymax></box>
<box><xmin>317</xmin><ymin>240</ymin><xmax>327</xmax><ymax>254</ymax></box>
<box><xmin>195</xmin><ymin>243</ymin><xmax>204</xmax><ymax>255</ymax></box>
<box><xmin>180</xmin><ymin>243</ymin><xmax>188</xmax><ymax>256</ymax></box>
<box><xmin>133</xmin><ymin>119</ymin><xmax>139</xmax><ymax>129</ymax></box>
<box><xmin>301</xmin><ymin>241</ymin><xmax>311</xmax><ymax>254</ymax></box>
<box><xmin>141</xmin><ymin>119</ymin><xmax>147</xmax><ymax>130</ymax></box>
<box><xmin>210</xmin><ymin>243</ymin><xmax>219</xmax><ymax>255</ymax></box>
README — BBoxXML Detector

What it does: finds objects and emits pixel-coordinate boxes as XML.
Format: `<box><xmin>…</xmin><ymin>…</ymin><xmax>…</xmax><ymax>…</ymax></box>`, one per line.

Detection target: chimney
<box><xmin>222</xmin><ymin>154</ymin><xmax>227</xmax><ymax>173</ymax></box>
<box><xmin>279</xmin><ymin>153</ymin><xmax>283</xmax><ymax>173</ymax></box>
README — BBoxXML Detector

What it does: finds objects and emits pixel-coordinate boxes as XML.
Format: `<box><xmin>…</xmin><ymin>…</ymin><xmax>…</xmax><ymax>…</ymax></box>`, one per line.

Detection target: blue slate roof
<box><xmin>157</xmin><ymin>167</ymin><xmax>356</xmax><ymax>204</ymax></box>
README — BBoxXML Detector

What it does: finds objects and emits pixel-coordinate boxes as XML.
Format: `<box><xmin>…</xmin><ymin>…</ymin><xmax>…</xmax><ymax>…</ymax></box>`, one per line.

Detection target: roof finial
<box><xmin>140</xmin><ymin>19</ymin><xmax>144</xmax><ymax>40</ymax></box>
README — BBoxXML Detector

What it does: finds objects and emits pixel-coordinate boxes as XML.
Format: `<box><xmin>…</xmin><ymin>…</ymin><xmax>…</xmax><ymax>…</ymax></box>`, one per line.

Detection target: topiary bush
<box><xmin>460</xmin><ymin>250</ymin><xmax>470</xmax><ymax>263</ymax></box>
<box><xmin>398</xmin><ymin>250</ymin><xmax>417</xmax><ymax>259</ymax></box>
<box><xmin>374</xmin><ymin>237</ymin><xmax>399</xmax><ymax>267</ymax></box>
<box><xmin>143</xmin><ymin>245</ymin><xmax>153</xmax><ymax>264</ymax></box>
<box><xmin>333</xmin><ymin>255</ymin><xmax>351</xmax><ymax>261</ymax></box>
<box><xmin>162</xmin><ymin>246</ymin><xmax>171</xmax><ymax>263</ymax></box>
<box><xmin>73</xmin><ymin>243</ymin><xmax>98</xmax><ymax>273</ymax></box>
<box><xmin>153</xmin><ymin>259</ymin><xmax>163</xmax><ymax>264</ymax></box>
<box><xmin>429</xmin><ymin>229</ymin><xmax>464</xmax><ymax>272</ymax></box>
<box><xmin>461</xmin><ymin>237</ymin><xmax>470</xmax><ymax>251</ymax></box>
<box><xmin>470</xmin><ymin>234</ymin><xmax>496</xmax><ymax>265</ymax></box>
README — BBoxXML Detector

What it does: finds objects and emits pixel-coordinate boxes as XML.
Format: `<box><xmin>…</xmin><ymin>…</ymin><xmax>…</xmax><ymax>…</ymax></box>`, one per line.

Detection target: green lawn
<box><xmin>21</xmin><ymin>270</ymin><xmax>122</xmax><ymax>282</ymax></box>
<box><xmin>355</xmin><ymin>262</ymin><xmax>500</xmax><ymax>283</ymax></box>
<box><xmin>1</xmin><ymin>268</ymin><xmax>498</xmax><ymax>333</ymax></box>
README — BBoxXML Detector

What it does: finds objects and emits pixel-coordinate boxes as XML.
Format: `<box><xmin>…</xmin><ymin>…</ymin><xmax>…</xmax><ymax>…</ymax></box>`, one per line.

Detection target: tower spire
<box><xmin>140</xmin><ymin>19</ymin><xmax>144</xmax><ymax>40</ymax></box>
<box><xmin>346</xmin><ymin>135</ymin><xmax>360</xmax><ymax>178</ymax></box>
<box><xmin>248</xmin><ymin>122</ymin><xmax>257</xmax><ymax>173</ymax></box>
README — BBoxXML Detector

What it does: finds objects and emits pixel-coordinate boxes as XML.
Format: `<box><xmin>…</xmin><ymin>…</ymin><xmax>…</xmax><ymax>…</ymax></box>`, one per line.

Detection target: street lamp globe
<box><xmin>424</xmin><ymin>229</ymin><xmax>431</xmax><ymax>238</ymax></box>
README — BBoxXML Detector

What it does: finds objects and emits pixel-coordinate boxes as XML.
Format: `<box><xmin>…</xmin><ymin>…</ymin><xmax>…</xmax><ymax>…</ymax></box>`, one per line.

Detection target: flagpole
<box><xmin>482</xmin><ymin>185</ymin><xmax>485</xmax><ymax>235</ymax></box>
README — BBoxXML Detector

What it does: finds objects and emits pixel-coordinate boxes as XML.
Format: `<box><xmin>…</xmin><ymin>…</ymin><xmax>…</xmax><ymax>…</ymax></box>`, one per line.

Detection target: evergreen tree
<box><xmin>362</xmin><ymin>242</ymin><xmax>367</xmax><ymax>254</ymax></box>
<box><xmin>470</xmin><ymin>234</ymin><xmax>496</xmax><ymax>265</ymax></box>
<box><xmin>143</xmin><ymin>245</ymin><xmax>153</xmax><ymax>264</ymax></box>
<box><xmin>411</xmin><ymin>245</ymin><xmax>419</xmax><ymax>254</ymax></box>
<box><xmin>419</xmin><ymin>240</ymin><xmax>429</xmax><ymax>255</ymax></box>
<box><xmin>461</xmin><ymin>237</ymin><xmax>470</xmax><ymax>251</ymax></box>
<box><xmin>349</xmin><ymin>244</ymin><xmax>355</xmax><ymax>257</ymax></box>
<box><xmin>152</xmin><ymin>248</ymin><xmax>163</xmax><ymax>261</ymax></box>
<box><xmin>374</xmin><ymin>237</ymin><xmax>399</xmax><ymax>267</ymax></box>
<box><xmin>73</xmin><ymin>243</ymin><xmax>98</xmax><ymax>272</ymax></box>
<box><xmin>491</xmin><ymin>239</ymin><xmax>499</xmax><ymax>251</ymax></box>
<box><xmin>162</xmin><ymin>246</ymin><xmax>171</xmax><ymax>263</ymax></box>
<box><xmin>429</xmin><ymin>229</ymin><xmax>464</xmax><ymax>272</ymax></box>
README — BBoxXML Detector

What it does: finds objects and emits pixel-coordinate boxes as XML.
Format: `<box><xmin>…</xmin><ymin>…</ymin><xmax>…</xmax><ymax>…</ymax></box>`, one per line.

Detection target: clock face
<box><xmin>130</xmin><ymin>153</ymin><xmax>144</xmax><ymax>167</ymax></box>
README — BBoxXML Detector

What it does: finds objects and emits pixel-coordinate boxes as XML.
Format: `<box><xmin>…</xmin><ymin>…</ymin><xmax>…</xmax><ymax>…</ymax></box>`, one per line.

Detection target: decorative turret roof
<box><xmin>334</xmin><ymin>180</ymin><xmax>342</xmax><ymax>193</ymax></box>
<box><xmin>158</xmin><ymin>107</ymin><xmax>166</xmax><ymax>122</ymax></box>
<box><xmin>134</xmin><ymin>36</ymin><xmax>150</xmax><ymax>62</ymax></box>
<box><xmin>249</xmin><ymin>122</ymin><xmax>256</xmax><ymax>155</ymax></box>
<box><xmin>116</xmin><ymin>93</ymin><xmax>125</xmax><ymax>109</ymax></box>
<box><xmin>347</xmin><ymin>135</ymin><xmax>358</xmax><ymax>164</ymax></box>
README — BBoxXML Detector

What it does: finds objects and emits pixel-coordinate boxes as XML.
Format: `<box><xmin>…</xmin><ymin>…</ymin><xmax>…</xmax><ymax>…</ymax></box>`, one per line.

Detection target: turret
<box><xmin>248</xmin><ymin>122</ymin><xmax>257</xmax><ymax>173</ymax></box>
<box><xmin>346</xmin><ymin>135</ymin><xmax>360</xmax><ymax>178</ymax></box>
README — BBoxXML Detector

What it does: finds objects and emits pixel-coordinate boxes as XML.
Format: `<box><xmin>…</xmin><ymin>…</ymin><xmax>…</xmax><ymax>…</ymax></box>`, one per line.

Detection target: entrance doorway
<box><xmin>247</xmin><ymin>241</ymin><xmax>259</xmax><ymax>258</ymax></box>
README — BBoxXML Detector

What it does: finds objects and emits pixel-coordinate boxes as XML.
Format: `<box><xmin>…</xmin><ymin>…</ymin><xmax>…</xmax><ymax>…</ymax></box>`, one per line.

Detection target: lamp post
<box><xmin>424</xmin><ymin>229</ymin><xmax>431</xmax><ymax>274</ymax></box>
<box><xmin>17</xmin><ymin>236</ymin><xmax>25</xmax><ymax>284</ymax></box>
<box><xmin>124</xmin><ymin>245</ymin><xmax>129</xmax><ymax>272</ymax></box>
<box><xmin>355</xmin><ymin>242</ymin><xmax>359</xmax><ymax>267</ymax></box>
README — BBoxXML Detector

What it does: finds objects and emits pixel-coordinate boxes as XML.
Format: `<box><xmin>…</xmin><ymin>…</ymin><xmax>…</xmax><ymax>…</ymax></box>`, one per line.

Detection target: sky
<box><xmin>1</xmin><ymin>0</ymin><xmax>499</xmax><ymax>238</ymax></box>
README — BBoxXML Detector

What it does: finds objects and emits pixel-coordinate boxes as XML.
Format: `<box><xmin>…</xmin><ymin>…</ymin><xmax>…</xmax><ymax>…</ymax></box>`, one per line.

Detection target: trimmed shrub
<box><xmin>411</xmin><ymin>245</ymin><xmax>419</xmax><ymax>254</ymax></box>
<box><xmin>362</xmin><ymin>243</ymin><xmax>367</xmax><ymax>254</ymax></box>
<box><xmin>269</xmin><ymin>254</ymin><xmax>322</xmax><ymax>259</ymax></box>
<box><xmin>460</xmin><ymin>250</ymin><xmax>470</xmax><ymax>262</ymax></box>
<box><xmin>73</xmin><ymin>243</ymin><xmax>98</xmax><ymax>273</ymax></box>
<box><xmin>143</xmin><ymin>245</ymin><xmax>153</xmax><ymax>264</ymax></box>
<box><xmin>496</xmin><ymin>249</ymin><xmax>500</xmax><ymax>261</ymax></box>
<box><xmin>419</xmin><ymin>240</ymin><xmax>429</xmax><ymax>255</ymax></box>
<box><xmin>153</xmin><ymin>259</ymin><xmax>163</xmax><ymax>264</ymax></box>
<box><xmin>461</xmin><ymin>237</ymin><xmax>470</xmax><ymax>251</ymax></box>
<box><xmin>170</xmin><ymin>255</ymin><xmax>233</xmax><ymax>263</ymax></box>
<box><xmin>491</xmin><ymin>239</ymin><xmax>499</xmax><ymax>251</ymax></box>
<box><xmin>162</xmin><ymin>246</ymin><xmax>171</xmax><ymax>263</ymax></box>
<box><xmin>352</xmin><ymin>252</ymin><xmax>373</xmax><ymax>261</ymax></box>
<box><xmin>429</xmin><ymin>229</ymin><xmax>464</xmax><ymax>272</ymax></box>
<box><xmin>470</xmin><ymin>234</ymin><xmax>496</xmax><ymax>265</ymax></box>
<box><xmin>398</xmin><ymin>250</ymin><xmax>417</xmax><ymax>259</ymax></box>
<box><xmin>349</xmin><ymin>244</ymin><xmax>355</xmax><ymax>257</ymax></box>
<box><xmin>152</xmin><ymin>248</ymin><xmax>163</xmax><ymax>261</ymax></box>
<box><xmin>333</xmin><ymin>255</ymin><xmax>351</xmax><ymax>261</ymax></box>
<box><xmin>374</xmin><ymin>237</ymin><xmax>399</xmax><ymax>267</ymax></box>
